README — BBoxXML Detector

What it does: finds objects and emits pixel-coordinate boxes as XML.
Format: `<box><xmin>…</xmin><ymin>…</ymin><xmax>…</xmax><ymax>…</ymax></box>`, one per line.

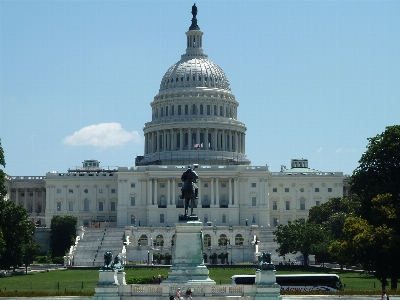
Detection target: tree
<box><xmin>0</xmin><ymin>229</ymin><xmax>5</xmax><ymax>260</ymax></box>
<box><xmin>350</xmin><ymin>126</ymin><xmax>400</xmax><ymax>289</ymax></box>
<box><xmin>22</xmin><ymin>238</ymin><xmax>42</xmax><ymax>274</ymax></box>
<box><xmin>308</xmin><ymin>196</ymin><xmax>360</xmax><ymax>240</ymax></box>
<box><xmin>0</xmin><ymin>140</ymin><xmax>7</xmax><ymax>199</ymax></box>
<box><xmin>0</xmin><ymin>201</ymin><xmax>35</xmax><ymax>271</ymax></box>
<box><xmin>273</xmin><ymin>220</ymin><xmax>331</xmax><ymax>266</ymax></box>
<box><xmin>351</xmin><ymin>125</ymin><xmax>400</xmax><ymax>222</ymax></box>
<box><xmin>330</xmin><ymin>215</ymin><xmax>400</xmax><ymax>291</ymax></box>
<box><xmin>50</xmin><ymin>215</ymin><xmax>77</xmax><ymax>258</ymax></box>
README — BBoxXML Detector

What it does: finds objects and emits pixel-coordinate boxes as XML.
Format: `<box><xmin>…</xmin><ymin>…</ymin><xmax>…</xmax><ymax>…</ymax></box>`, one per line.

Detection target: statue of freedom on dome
<box><xmin>191</xmin><ymin>3</ymin><xmax>198</xmax><ymax>18</ymax></box>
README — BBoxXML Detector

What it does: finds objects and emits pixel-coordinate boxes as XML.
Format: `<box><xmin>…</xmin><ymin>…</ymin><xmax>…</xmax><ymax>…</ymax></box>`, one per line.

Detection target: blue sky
<box><xmin>1</xmin><ymin>0</ymin><xmax>399</xmax><ymax>176</ymax></box>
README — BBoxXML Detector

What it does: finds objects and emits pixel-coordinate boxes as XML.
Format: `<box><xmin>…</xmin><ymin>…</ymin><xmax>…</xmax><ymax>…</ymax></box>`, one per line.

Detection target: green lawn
<box><xmin>0</xmin><ymin>267</ymin><xmax>386</xmax><ymax>294</ymax></box>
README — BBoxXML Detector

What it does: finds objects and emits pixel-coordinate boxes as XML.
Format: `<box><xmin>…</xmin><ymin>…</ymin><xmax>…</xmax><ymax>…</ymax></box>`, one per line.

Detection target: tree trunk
<box><xmin>302</xmin><ymin>253</ymin><xmax>309</xmax><ymax>267</ymax></box>
<box><xmin>390</xmin><ymin>275</ymin><xmax>398</xmax><ymax>290</ymax></box>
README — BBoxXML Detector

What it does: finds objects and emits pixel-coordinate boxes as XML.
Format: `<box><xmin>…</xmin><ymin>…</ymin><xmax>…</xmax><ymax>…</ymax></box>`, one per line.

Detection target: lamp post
<box><xmin>208</xmin><ymin>246</ymin><xmax>212</xmax><ymax>264</ymax></box>
<box><xmin>246</xmin><ymin>218</ymin><xmax>248</xmax><ymax>226</ymax></box>
<box><xmin>147</xmin><ymin>250</ymin><xmax>150</xmax><ymax>265</ymax></box>
<box><xmin>158</xmin><ymin>274</ymin><xmax>161</xmax><ymax>284</ymax></box>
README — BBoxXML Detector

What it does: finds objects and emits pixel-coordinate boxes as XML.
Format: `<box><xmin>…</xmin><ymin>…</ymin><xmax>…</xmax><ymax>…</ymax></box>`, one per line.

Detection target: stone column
<box><xmin>180</xmin><ymin>129</ymin><xmax>183</xmax><ymax>150</ymax></box>
<box><xmin>167</xmin><ymin>178</ymin><xmax>171</xmax><ymax>205</ymax></box>
<box><xmin>172</xmin><ymin>178</ymin><xmax>176</xmax><ymax>205</ymax></box>
<box><xmin>228</xmin><ymin>178</ymin><xmax>232</xmax><ymax>206</ymax></box>
<box><xmin>197</xmin><ymin>178</ymin><xmax>201</xmax><ymax>206</ymax></box>
<box><xmin>210</xmin><ymin>178</ymin><xmax>214</xmax><ymax>206</ymax></box>
<box><xmin>205</xmin><ymin>128</ymin><xmax>209</xmax><ymax>150</ymax></box>
<box><xmin>148</xmin><ymin>179</ymin><xmax>153</xmax><ymax>206</ymax></box>
<box><xmin>154</xmin><ymin>178</ymin><xmax>158</xmax><ymax>206</ymax></box>
<box><xmin>188</xmin><ymin>128</ymin><xmax>192</xmax><ymax>150</ymax></box>
<box><xmin>234</xmin><ymin>178</ymin><xmax>238</xmax><ymax>206</ymax></box>
<box><xmin>215</xmin><ymin>178</ymin><xmax>219</xmax><ymax>206</ymax></box>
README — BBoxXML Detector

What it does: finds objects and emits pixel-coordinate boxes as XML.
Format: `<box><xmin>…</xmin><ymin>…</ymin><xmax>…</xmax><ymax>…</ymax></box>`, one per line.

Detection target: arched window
<box><xmin>235</xmin><ymin>234</ymin><xmax>244</xmax><ymax>245</ymax></box>
<box><xmin>138</xmin><ymin>234</ymin><xmax>148</xmax><ymax>246</ymax></box>
<box><xmin>155</xmin><ymin>234</ymin><xmax>164</xmax><ymax>246</ymax></box>
<box><xmin>218</xmin><ymin>234</ymin><xmax>228</xmax><ymax>246</ymax></box>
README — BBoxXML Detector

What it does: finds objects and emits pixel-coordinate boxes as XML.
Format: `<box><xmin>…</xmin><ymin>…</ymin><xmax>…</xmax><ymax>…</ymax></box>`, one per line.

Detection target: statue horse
<box><xmin>183</xmin><ymin>180</ymin><xmax>196</xmax><ymax>216</ymax></box>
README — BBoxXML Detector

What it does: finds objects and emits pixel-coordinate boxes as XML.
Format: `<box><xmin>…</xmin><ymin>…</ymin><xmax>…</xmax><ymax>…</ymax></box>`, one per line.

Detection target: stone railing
<box><xmin>118</xmin><ymin>284</ymin><xmax>253</xmax><ymax>297</ymax></box>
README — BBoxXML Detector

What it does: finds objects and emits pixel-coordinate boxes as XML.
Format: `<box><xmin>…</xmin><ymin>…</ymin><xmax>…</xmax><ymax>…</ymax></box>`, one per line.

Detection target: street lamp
<box><xmin>246</xmin><ymin>218</ymin><xmax>248</xmax><ymax>226</ymax></box>
<box><xmin>147</xmin><ymin>251</ymin><xmax>150</xmax><ymax>265</ymax></box>
<box><xmin>158</xmin><ymin>274</ymin><xmax>161</xmax><ymax>284</ymax></box>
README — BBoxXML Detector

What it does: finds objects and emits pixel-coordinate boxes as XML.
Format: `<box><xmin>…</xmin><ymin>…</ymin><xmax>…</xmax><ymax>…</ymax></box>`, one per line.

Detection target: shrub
<box><xmin>126</xmin><ymin>276</ymin><xmax>153</xmax><ymax>284</ymax></box>
<box><xmin>52</xmin><ymin>256</ymin><xmax>64</xmax><ymax>264</ymax></box>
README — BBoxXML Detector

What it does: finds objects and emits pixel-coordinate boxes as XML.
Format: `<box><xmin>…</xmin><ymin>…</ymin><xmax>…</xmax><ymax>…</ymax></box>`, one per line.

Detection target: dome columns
<box><xmin>144</xmin><ymin>127</ymin><xmax>246</xmax><ymax>155</ymax></box>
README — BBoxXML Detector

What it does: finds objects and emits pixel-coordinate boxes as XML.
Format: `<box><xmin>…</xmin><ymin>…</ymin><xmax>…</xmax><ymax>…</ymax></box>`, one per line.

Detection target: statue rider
<box><xmin>181</xmin><ymin>165</ymin><xmax>199</xmax><ymax>200</ymax></box>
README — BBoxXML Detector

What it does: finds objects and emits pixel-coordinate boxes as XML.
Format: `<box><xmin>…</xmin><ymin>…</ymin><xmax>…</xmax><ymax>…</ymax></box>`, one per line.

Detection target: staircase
<box><xmin>255</xmin><ymin>227</ymin><xmax>301</xmax><ymax>264</ymax></box>
<box><xmin>72</xmin><ymin>228</ymin><xmax>125</xmax><ymax>267</ymax></box>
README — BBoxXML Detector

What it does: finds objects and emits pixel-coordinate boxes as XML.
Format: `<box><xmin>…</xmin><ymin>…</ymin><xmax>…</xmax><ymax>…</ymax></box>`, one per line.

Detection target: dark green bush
<box><xmin>52</xmin><ymin>256</ymin><xmax>64</xmax><ymax>264</ymax></box>
<box><xmin>126</xmin><ymin>276</ymin><xmax>153</xmax><ymax>284</ymax></box>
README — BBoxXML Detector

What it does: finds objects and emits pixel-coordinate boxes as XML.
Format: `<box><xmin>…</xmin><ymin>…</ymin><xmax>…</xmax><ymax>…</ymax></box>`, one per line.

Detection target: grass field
<box><xmin>0</xmin><ymin>267</ymin><xmax>387</xmax><ymax>294</ymax></box>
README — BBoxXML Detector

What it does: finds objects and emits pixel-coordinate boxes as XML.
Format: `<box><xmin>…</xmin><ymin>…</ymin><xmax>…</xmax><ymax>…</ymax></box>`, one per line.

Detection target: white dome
<box><xmin>159</xmin><ymin>57</ymin><xmax>231</xmax><ymax>92</ymax></box>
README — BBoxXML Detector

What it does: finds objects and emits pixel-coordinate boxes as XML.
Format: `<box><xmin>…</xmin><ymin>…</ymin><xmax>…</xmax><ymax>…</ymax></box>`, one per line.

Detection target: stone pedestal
<box><xmin>161</xmin><ymin>221</ymin><xmax>216</xmax><ymax>285</ymax></box>
<box><xmin>116</xmin><ymin>271</ymin><xmax>126</xmax><ymax>285</ymax></box>
<box><xmin>93</xmin><ymin>270</ymin><xmax>120</xmax><ymax>300</ymax></box>
<box><xmin>254</xmin><ymin>269</ymin><xmax>282</xmax><ymax>300</ymax></box>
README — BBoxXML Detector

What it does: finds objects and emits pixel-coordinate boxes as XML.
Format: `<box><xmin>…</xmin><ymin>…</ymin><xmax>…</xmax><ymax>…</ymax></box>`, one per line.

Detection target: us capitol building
<box><xmin>4</xmin><ymin>6</ymin><xmax>349</xmax><ymax>263</ymax></box>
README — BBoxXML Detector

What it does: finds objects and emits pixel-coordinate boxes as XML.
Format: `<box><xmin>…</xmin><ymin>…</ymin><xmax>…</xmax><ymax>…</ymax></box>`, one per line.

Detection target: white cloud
<box><xmin>63</xmin><ymin>123</ymin><xmax>142</xmax><ymax>148</ymax></box>
<box><xmin>335</xmin><ymin>148</ymin><xmax>357</xmax><ymax>153</ymax></box>
<box><xmin>316</xmin><ymin>147</ymin><xmax>323</xmax><ymax>153</ymax></box>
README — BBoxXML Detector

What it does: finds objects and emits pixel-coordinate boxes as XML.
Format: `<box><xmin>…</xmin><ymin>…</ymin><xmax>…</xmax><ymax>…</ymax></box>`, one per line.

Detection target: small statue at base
<box><xmin>102</xmin><ymin>251</ymin><xmax>114</xmax><ymax>270</ymax></box>
<box><xmin>258</xmin><ymin>251</ymin><xmax>275</xmax><ymax>271</ymax></box>
<box><xmin>113</xmin><ymin>254</ymin><xmax>124</xmax><ymax>272</ymax></box>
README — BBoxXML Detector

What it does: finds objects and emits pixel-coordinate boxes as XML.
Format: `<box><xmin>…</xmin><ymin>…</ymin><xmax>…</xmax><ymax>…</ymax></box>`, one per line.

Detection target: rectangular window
<box><xmin>160</xmin><ymin>183</ymin><xmax>165</xmax><ymax>188</ymax></box>
<box><xmin>38</xmin><ymin>192</ymin><xmax>42</xmax><ymax>197</ymax></box>
<box><xmin>252</xmin><ymin>214</ymin><xmax>256</xmax><ymax>224</ymax></box>
<box><xmin>57</xmin><ymin>189</ymin><xmax>61</xmax><ymax>194</ymax></box>
<box><xmin>316</xmin><ymin>201</ymin><xmax>320</xmax><ymax>206</ymax></box>
<box><xmin>204</xmin><ymin>213</ymin><xmax>208</xmax><ymax>223</ymax></box>
<box><xmin>222</xmin><ymin>214</ymin><xmax>226</xmax><ymax>223</ymax></box>
<box><xmin>69</xmin><ymin>189</ymin><xmax>73</xmax><ymax>194</ymax></box>
<box><xmin>315</xmin><ymin>188</ymin><xmax>320</xmax><ymax>192</ymax></box>
<box><xmin>300</xmin><ymin>200</ymin><xmax>305</xmax><ymax>210</ymax></box>
<box><xmin>21</xmin><ymin>192</ymin><xmax>25</xmax><ymax>197</ymax></box>
<box><xmin>273</xmin><ymin>218</ymin><xmax>278</xmax><ymax>226</ymax></box>
<box><xmin>299</xmin><ymin>218</ymin><xmax>306</xmax><ymax>223</ymax></box>
<box><xmin>178</xmin><ymin>183</ymin><xmax>183</xmax><ymax>187</ymax></box>
<box><xmin>29</xmin><ymin>192</ymin><xmax>33</xmax><ymax>197</ymax></box>
<box><xmin>178</xmin><ymin>105</ymin><xmax>181</xmax><ymax>115</ymax></box>
<box><xmin>130</xmin><ymin>215</ymin><xmax>136</xmax><ymax>225</ymax></box>
<box><xmin>221</xmin><ymin>182</ymin><xmax>226</xmax><ymax>188</ymax></box>
<box><xmin>273</xmin><ymin>201</ymin><xmax>277</xmax><ymax>210</ymax></box>
<box><xmin>203</xmin><ymin>183</ymin><xmax>208</xmax><ymax>188</ymax></box>
<box><xmin>131</xmin><ymin>183</ymin><xmax>135</xmax><ymax>188</ymax></box>
<box><xmin>251</xmin><ymin>182</ymin><xmax>256</xmax><ymax>188</ymax></box>
<box><xmin>111</xmin><ymin>202</ymin><xmax>116</xmax><ymax>211</ymax></box>
<box><xmin>285</xmin><ymin>201</ymin><xmax>290</xmax><ymax>210</ymax></box>
<box><xmin>328</xmin><ymin>188</ymin><xmax>332</xmax><ymax>192</ymax></box>
<box><xmin>160</xmin><ymin>214</ymin><xmax>165</xmax><ymax>223</ymax></box>
<box><xmin>99</xmin><ymin>202</ymin><xmax>103</xmax><ymax>211</ymax></box>
<box><xmin>131</xmin><ymin>197</ymin><xmax>135</xmax><ymax>206</ymax></box>
<box><xmin>252</xmin><ymin>197</ymin><xmax>256</xmax><ymax>206</ymax></box>
<box><xmin>185</xmin><ymin>105</ymin><xmax>188</xmax><ymax>115</ymax></box>
<box><xmin>207</xmin><ymin>105</ymin><xmax>210</xmax><ymax>115</ymax></box>
<box><xmin>111</xmin><ymin>189</ymin><xmax>116</xmax><ymax>193</ymax></box>
<box><xmin>285</xmin><ymin>188</ymin><xmax>289</xmax><ymax>192</ymax></box>
<box><xmin>69</xmin><ymin>202</ymin><xmax>73</xmax><ymax>211</ymax></box>
<box><xmin>57</xmin><ymin>202</ymin><xmax>61</xmax><ymax>211</ymax></box>
<box><xmin>99</xmin><ymin>189</ymin><xmax>103</xmax><ymax>193</ymax></box>
<box><xmin>272</xmin><ymin>188</ymin><xmax>277</xmax><ymax>192</ymax></box>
